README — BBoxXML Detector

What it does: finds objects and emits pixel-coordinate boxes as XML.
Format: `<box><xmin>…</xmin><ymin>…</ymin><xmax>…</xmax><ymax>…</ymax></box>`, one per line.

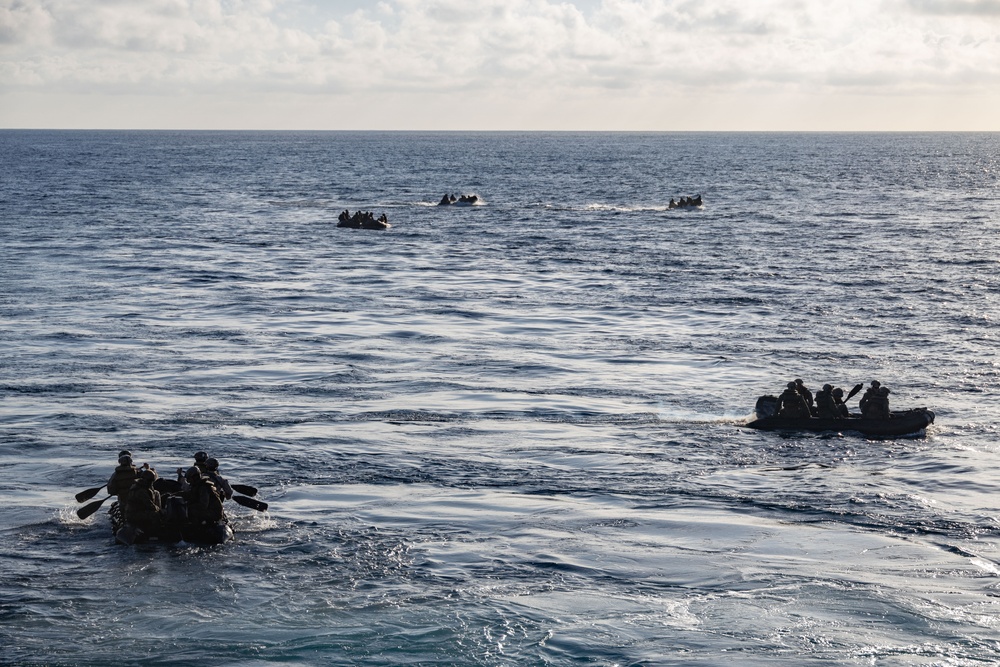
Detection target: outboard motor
<box><xmin>754</xmin><ymin>395</ymin><xmax>778</xmax><ymax>419</ymax></box>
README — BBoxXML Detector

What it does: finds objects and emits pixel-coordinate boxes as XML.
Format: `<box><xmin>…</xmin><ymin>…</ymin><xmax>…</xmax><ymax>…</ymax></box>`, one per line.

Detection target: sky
<box><xmin>1</xmin><ymin>0</ymin><xmax>999</xmax><ymax>130</ymax></box>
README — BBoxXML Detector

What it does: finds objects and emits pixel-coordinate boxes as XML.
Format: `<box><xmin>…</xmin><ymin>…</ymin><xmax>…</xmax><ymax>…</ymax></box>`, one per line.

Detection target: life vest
<box><xmin>777</xmin><ymin>389</ymin><xmax>810</xmax><ymax>418</ymax></box>
<box><xmin>815</xmin><ymin>390</ymin><xmax>839</xmax><ymax>419</ymax></box>
<box><xmin>124</xmin><ymin>484</ymin><xmax>162</xmax><ymax>526</ymax></box>
<box><xmin>185</xmin><ymin>480</ymin><xmax>225</xmax><ymax>524</ymax></box>
<box><xmin>867</xmin><ymin>394</ymin><xmax>890</xmax><ymax>420</ymax></box>
<box><xmin>206</xmin><ymin>471</ymin><xmax>233</xmax><ymax>500</ymax></box>
<box><xmin>107</xmin><ymin>465</ymin><xmax>139</xmax><ymax>497</ymax></box>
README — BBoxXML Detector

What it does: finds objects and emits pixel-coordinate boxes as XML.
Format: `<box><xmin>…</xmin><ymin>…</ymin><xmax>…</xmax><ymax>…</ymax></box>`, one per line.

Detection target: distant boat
<box><xmin>745</xmin><ymin>395</ymin><xmax>935</xmax><ymax>437</ymax></box>
<box><xmin>438</xmin><ymin>194</ymin><xmax>479</xmax><ymax>206</ymax></box>
<box><xmin>668</xmin><ymin>195</ymin><xmax>703</xmax><ymax>209</ymax></box>
<box><xmin>337</xmin><ymin>210</ymin><xmax>390</xmax><ymax>230</ymax></box>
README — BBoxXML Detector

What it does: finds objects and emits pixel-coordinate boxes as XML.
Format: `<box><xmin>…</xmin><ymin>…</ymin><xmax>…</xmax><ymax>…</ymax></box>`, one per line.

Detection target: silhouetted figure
<box><xmin>777</xmin><ymin>382</ymin><xmax>811</xmax><ymax>418</ymax></box>
<box><xmin>831</xmin><ymin>387</ymin><xmax>850</xmax><ymax>418</ymax></box>
<box><xmin>815</xmin><ymin>384</ymin><xmax>839</xmax><ymax>419</ymax></box>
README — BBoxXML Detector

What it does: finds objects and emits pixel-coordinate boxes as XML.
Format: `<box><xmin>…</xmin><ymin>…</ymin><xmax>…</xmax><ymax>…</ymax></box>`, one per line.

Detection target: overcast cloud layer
<box><xmin>2</xmin><ymin>0</ymin><xmax>999</xmax><ymax>129</ymax></box>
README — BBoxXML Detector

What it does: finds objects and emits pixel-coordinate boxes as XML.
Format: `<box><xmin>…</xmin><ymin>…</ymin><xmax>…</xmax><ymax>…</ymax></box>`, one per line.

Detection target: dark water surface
<box><xmin>2</xmin><ymin>131</ymin><xmax>1000</xmax><ymax>665</ymax></box>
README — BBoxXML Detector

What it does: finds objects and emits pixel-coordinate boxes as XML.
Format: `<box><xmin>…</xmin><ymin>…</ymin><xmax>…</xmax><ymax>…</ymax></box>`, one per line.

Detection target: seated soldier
<box><xmin>864</xmin><ymin>386</ymin><xmax>891</xmax><ymax>420</ymax></box>
<box><xmin>831</xmin><ymin>387</ymin><xmax>850</xmax><ymax>418</ymax></box>
<box><xmin>858</xmin><ymin>380</ymin><xmax>881</xmax><ymax>415</ymax></box>
<box><xmin>204</xmin><ymin>458</ymin><xmax>234</xmax><ymax>501</ymax></box>
<box><xmin>793</xmin><ymin>378</ymin><xmax>815</xmax><ymax>413</ymax></box>
<box><xmin>124</xmin><ymin>468</ymin><xmax>162</xmax><ymax>536</ymax></box>
<box><xmin>182</xmin><ymin>467</ymin><xmax>226</xmax><ymax>526</ymax></box>
<box><xmin>777</xmin><ymin>382</ymin><xmax>811</xmax><ymax>418</ymax></box>
<box><xmin>815</xmin><ymin>384</ymin><xmax>840</xmax><ymax>419</ymax></box>
<box><xmin>107</xmin><ymin>452</ymin><xmax>139</xmax><ymax>511</ymax></box>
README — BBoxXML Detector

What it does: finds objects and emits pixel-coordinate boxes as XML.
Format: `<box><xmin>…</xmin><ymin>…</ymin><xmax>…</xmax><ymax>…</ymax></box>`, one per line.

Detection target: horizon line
<box><xmin>3</xmin><ymin>128</ymin><xmax>999</xmax><ymax>133</ymax></box>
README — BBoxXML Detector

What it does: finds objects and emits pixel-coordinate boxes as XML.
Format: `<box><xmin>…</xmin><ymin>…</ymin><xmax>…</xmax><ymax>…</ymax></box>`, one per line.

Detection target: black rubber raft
<box><xmin>108</xmin><ymin>477</ymin><xmax>235</xmax><ymax>547</ymax></box>
<box><xmin>745</xmin><ymin>395</ymin><xmax>935</xmax><ymax>437</ymax></box>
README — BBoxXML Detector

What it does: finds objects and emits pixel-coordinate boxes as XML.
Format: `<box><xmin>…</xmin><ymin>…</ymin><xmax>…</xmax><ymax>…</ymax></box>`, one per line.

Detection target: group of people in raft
<box><xmin>106</xmin><ymin>450</ymin><xmax>232</xmax><ymax>539</ymax></box>
<box><xmin>776</xmin><ymin>379</ymin><xmax>892</xmax><ymax>420</ymax></box>
<box><xmin>669</xmin><ymin>195</ymin><xmax>703</xmax><ymax>208</ymax></box>
<box><xmin>337</xmin><ymin>209</ymin><xmax>390</xmax><ymax>229</ymax></box>
<box><xmin>438</xmin><ymin>194</ymin><xmax>479</xmax><ymax>205</ymax></box>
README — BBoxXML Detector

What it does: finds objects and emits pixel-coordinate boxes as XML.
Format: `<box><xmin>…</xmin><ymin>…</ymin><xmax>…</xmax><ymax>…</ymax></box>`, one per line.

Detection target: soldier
<box><xmin>107</xmin><ymin>452</ymin><xmax>139</xmax><ymax>510</ymax></box>
<box><xmin>182</xmin><ymin>467</ymin><xmax>226</xmax><ymax>526</ymax></box>
<box><xmin>204</xmin><ymin>458</ymin><xmax>234</xmax><ymax>501</ymax></box>
<box><xmin>859</xmin><ymin>381</ymin><xmax>881</xmax><ymax>416</ymax></box>
<box><xmin>864</xmin><ymin>386</ymin><xmax>891</xmax><ymax>420</ymax></box>
<box><xmin>831</xmin><ymin>387</ymin><xmax>850</xmax><ymax>418</ymax></box>
<box><xmin>815</xmin><ymin>384</ymin><xmax>840</xmax><ymax>419</ymax></box>
<box><xmin>123</xmin><ymin>468</ymin><xmax>163</xmax><ymax>536</ymax></box>
<box><xmin>777</xmin><ymin>382</ymin><xmax>811</xmax><ymax>418</ymax></box>
<box><xmin>176</xmin><ymin>451</ymin><xmax>211</xmax><ymax>491</ymax></box>
<box><xmin>794</xmin><ymin>379</ymin><xmax>815</xmax><ymax>413</ymax></box>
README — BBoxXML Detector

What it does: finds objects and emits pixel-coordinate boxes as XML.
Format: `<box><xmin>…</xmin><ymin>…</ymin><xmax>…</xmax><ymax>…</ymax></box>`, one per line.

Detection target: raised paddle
<box><xmin>231</xmin><ymin>483</ymin><xmax>257</xmax><ymax>497</ymax></box>
<box><xmin>232</xmin><ymin>495</ymin><xmax>268</xmax><ymax>512</ymax></box>
<box><xmin>155</xmin><ymin>477</ymin><xmax>257</xmax><ymax>497</ymax></box>
<box><xmin>75</xmin><ymin>486</ymin><xmax>104</xmax><ymax>503</ymax></box>
<box><xmin>77</xmin><ymin>496</ymin><xmax>113</xmax><ymax>521</ymax></box>
<box><xmin>79</xmin><ymin>493</ymin><xmax>266</xmax><ymax>519</ymax></box>
<box><xmin>845</xmin><ymin>383</ymin><xmax>864</xmax><ymax>402</ymax></box>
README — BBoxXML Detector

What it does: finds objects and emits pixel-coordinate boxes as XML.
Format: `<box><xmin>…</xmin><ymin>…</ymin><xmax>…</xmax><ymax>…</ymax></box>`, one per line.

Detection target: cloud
<box><xmin>2</xmin><ymin>0</ymin><xmax>1000</xmax><ymax>128</ymax></box>
<box><xmin>905</xmin><ymin>0</ymin><xmax>1000</xmax><ymax>15</ymax></box>
<box><xmin>3</xmin><ymin>0</ymin><xmax>999</xmax><ymax>93</ymax></box>
<box><xmin>0</xmin><ymin>0</ymin><xmax>53</xmax><ymax>45</ymax></box>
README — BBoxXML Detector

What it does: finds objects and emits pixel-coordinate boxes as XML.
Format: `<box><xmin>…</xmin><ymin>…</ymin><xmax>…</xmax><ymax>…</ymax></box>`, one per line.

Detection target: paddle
<box><xmin>77</xmin><ymin>496</ymin><xmax>112</xmax><ymax>521</ymax></box>
<box><xmin>75</xmin><ymin>486</ymin><xmax>104</xmax><ymax>503</ymax></box>
<box><xmin>154</xmin><ymin>477</ymin><xmax>262</xmax><ymax>505</ymax></box>
<box><xmin>232</xmin><ymin>495</ymin><xmax>268</xmax><ymax>512</ymax></box>
<box><xmin>845</xmin><ymin>383</ymin><xmax>864</xmax><ymax>402</ymax></box>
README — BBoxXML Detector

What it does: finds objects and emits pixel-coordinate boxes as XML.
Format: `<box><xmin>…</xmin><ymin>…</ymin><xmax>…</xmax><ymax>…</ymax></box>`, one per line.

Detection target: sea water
<box><xmin>1</xmin><ymin>130</ymin><xmax>999</xmax><ymax>666</ymax></box>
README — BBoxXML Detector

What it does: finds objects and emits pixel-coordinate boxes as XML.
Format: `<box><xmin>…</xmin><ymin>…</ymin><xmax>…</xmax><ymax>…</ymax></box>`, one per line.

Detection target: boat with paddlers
<box><xmin>75</xmin><ymin>473</ymin><xmax>267</xmax><ymax>546</ymax></box>
<box><xmin>109</xmin><ymin>491</ymin><xmax>234</xmax><ymax>545</ymax></box>
<box><xmin>669</xmin><ymin>194</ymin><xmax>703</xmax><ymax>209</ymax></box>
<box><xmin>438</xmin><ymin>193</ymin><xmax>479</xmax><ymax>206</ymax></box>
<box><xmin>746</xmin><ymin>393</ymin><xmax>935</xmax><ymax>437</ymax></box>
<box><xmin>337</xmin><ymin>209</ymin><xmax>390</xmax><ymax>229</ymax></box>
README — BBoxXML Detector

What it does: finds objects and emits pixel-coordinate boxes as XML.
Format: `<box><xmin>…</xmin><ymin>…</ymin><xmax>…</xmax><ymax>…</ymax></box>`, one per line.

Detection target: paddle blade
<box><xmin>846</xmin><ymin>383</ymin><xmax>864</xmax><ymax>401</ymax></box>
<box><xmin>75</xmin><ymin>486</ymin><xmax>104</xmax><ymax>503</ymax></box>
<box><xmin>232</xmin><ymin>495</ymin><xmax>268</xmax><ymax>512</ymax></box>
<box><xmin>77</xmin><ymin>496</ymin><xmax>110</xmax><ymax>520</ymax></box>
<box><xmin>231</xmin><ymin>484</ymin><xmax>257</xmax><ymax>497</ymax></box>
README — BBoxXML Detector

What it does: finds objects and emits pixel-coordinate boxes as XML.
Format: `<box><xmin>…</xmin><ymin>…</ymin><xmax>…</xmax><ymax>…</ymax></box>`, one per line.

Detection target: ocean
<box><xmin>1</xmin><ymin>130</ymin><xmax>999</xmax><ymax>666</ymax></box>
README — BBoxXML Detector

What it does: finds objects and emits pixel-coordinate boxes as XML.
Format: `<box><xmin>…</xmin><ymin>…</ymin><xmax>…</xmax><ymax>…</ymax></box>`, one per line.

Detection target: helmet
<box><xmin>140</xmin><ymin>468</ymin><xmax>157</xmax><ymax>482</ymax></box>
<box><xmin>185</xmin><ymin>466</ymin><xmax>203</xmax><ymax>482</ymax></box>
<box><xmin>206</xmin><ymin>457</ymin><xmax>219</xmax><ymax>472</ymax></box>
<box><xmin>871</xmin><ymin>381</ymin><xmax>881</xmax><ymax>388</ymax></box>
<box><xmin>823</xmin><ymin>384</ymin><xmax>833</xmax><ymax>392</ymax></box>
<box><xmin>118</xmin><ymin>455</ymin><xmax>133</xmax><ymax>466</ymax></box>
<box><xmin>832</xmin><ymin>387</ymin><xmax>844</xmax><ymax>396</ymax></box>
<box><xmin>787</xmin><ymin>382</ymin><xmax>796</xmax><ymax>389</ymax></box>
<box><xmin>118</xmin><ymin>450</ymin><xmax>132</xmax><ymax>459</ymax></box>
<box><xmin>194</xmin><ymin>451</ymin><xmax>208</xmax><ymax>463</ymax></box>
<box><xmin>794</xmin><ymin>379</ymin><xmax>804</xmax><ymax>385</ymax></box>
